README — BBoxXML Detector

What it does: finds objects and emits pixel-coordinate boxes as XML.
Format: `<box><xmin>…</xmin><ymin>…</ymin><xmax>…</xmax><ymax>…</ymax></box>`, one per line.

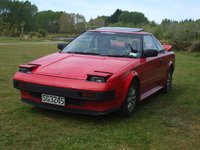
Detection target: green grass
<box><xmin>0</xmin><ymin>37</ymin><xmax>43</xmax><ymax>43</ymax></box>
<box><xmin>0</xmin><ymin>42</ymin><xmax>200</xmax><ymax>150</ymax></box>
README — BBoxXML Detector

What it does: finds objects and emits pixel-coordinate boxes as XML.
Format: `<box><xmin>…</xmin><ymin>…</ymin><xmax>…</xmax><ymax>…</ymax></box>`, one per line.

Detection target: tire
<box><xmin>162</xmin><ymin>69</ymin><xmax>173</xmax><ymax>93</ymax></box>
<box><xmin>120</xmin><ymin>81</ymin><xmax>138</xmax><ymax>117</ymax></box>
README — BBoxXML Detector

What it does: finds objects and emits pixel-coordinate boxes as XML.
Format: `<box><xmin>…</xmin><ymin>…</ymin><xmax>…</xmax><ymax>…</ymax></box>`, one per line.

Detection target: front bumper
<box><xmin>13</xmin><ymin>80</ymin><xmax>115</xmax><ymax>101</ymax></box>
<box><xmin>13</xmin><ymin>71</ymin><xmax>126</xmax><ymax>114</ymax></box>
<box><xmin>21</xmin><ymin>98</ymin><xmax>118</xmax><ymax>115</ymax></box>
<box><xmin>13</xmin><ymin>75</ymin><xmax>121</xmax><ymax>114</ymax></box>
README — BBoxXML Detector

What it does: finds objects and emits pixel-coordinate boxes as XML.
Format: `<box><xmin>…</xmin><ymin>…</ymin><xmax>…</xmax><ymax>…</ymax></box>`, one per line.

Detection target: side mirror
<box><xmin>57</xmin><ymin>43</ymin><xmax>67</xmax><ymax>51</ymax></box>
<box><xmin>163</xmin><ymin>44</ymin><xmax>172</xmax><ymax>52</ymax></box>
<box><xmin>143</xmin><ymin>49</ymin><xmax>158</xmax><ymax>58</ymax></box>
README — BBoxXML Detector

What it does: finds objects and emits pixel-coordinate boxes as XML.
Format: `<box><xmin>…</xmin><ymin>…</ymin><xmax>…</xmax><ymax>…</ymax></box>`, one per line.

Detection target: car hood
<box><xmin>30</xmin><ymin>53</ymin><xmax>136</xmax><ymax>79</ymax></box>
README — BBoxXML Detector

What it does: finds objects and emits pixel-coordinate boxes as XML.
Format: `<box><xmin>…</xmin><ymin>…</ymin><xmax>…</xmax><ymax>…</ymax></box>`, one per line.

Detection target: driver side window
<box><xmin>143</xmin><ymin>35</ymin><xmax>158</xmax><ymax>51</ymax></box>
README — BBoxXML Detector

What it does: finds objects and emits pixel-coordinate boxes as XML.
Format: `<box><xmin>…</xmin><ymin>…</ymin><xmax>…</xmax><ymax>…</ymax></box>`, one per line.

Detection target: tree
<box><xmin>34</xmin><ymin>10</ymin><xmax>61</xmax><ymax>33</ymax></box>
<box><xmin>75</xmin><ymin>22</ymin><xmax>86</xmax><ymax>33</ymax></box>
<box><xmin>119</xmin><ymin>11</ymin><xmax>149</xmax><ymax>25</ymax></box>
<box><xmin>58</xmin><ymin>12</ymin><xmax>74</xmax><ymax>34</ymax></box>
<box><xmin>58</xmin><ymin>12</ymin><xmax>87</xmax><ymax>34</ymax></box>
<box><xmin>89</xmin><ymin>16</ymin><xmax>107</xmax><ymax>28</ymax></box>
<box><xmin>161</xmin><ymin>19</ymin><xmax>172</xmax><ymax>26</ymax></box>
<box><xmin>1</xmin><ymin>0</ymin><xmax>38</xmax><ymax>32</ymax></box>
<box><xmin>105</xmin><ymin>9</ymin><xmax>122</xmax><ymax>25</ymax></box>
<box><xmin>73</xmin><ymin>14</ymin><xmax>87</xmax><ymax>33</ymax></box>
<box><xmin>20</xmin><ymin>21</ymin><xmax>25</xmax><ymax>35</ymax></box>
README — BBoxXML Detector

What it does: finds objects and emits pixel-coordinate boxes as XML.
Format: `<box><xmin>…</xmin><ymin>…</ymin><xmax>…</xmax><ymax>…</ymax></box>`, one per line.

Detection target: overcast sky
<box><xmin>28</xmin><ymin>0</ymin><xmax>200</xmax><ymax>23</ymax></box>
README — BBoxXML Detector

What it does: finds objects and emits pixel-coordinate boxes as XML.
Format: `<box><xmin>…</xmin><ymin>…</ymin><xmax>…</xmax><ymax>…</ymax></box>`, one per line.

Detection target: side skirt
<box><xmin>140</xmin><ymin>86</ymin><xmax>163</xmax><ymax>101</ymax></box>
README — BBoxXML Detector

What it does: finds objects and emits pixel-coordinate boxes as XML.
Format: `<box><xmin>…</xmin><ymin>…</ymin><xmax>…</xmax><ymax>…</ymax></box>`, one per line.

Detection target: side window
<box><xmin>152</xmin><ymin>36</ymin><xmax>164</xmax><ymax>52</ymax></box>
<box><xmin>143</xmin><ymin>35</ymin><xmax>158</xmax><ymax>51</ymax></box>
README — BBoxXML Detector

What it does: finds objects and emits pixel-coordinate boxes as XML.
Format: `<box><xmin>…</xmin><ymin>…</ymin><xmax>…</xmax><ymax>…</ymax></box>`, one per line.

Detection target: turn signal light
<box><xmin>81</xmin><ymin>92</ymin><xmax>96</xmax><ymax>98</ymax></box>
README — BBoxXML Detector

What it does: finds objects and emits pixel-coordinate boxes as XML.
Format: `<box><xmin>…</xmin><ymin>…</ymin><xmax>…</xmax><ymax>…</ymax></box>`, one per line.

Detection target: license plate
<box><xmin>41</xmin><ymin>94</ymin><xmax>65</xmax><ymax>106</ymax></box>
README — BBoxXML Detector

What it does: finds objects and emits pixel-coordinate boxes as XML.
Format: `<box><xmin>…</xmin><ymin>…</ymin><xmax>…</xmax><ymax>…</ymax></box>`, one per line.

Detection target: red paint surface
<box><xmin>13</xmin><ymin>30</ymin><xmax>175</xmax><ymax>114</ymax></box>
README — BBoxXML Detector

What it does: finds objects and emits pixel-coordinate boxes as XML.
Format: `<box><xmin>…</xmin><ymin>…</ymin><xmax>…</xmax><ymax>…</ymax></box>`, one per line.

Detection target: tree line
<box><xmin>90</xmin><ymin>9</ymin><xmax>200</xmax><ymax>41</ymax></box>
<box><xmin>1</xmin><ymin>0</ymin><xmax>200</xmax><ymax>51</ymax></box>
<box><xmin>0</xmin><ymin>0</ymin><xmax>87</xmax><ymax>37</ymax></box>
<box><xmin>89</xmin><ymin>9</ymin><xmax>200</xmax><ymax>52</ymax></box>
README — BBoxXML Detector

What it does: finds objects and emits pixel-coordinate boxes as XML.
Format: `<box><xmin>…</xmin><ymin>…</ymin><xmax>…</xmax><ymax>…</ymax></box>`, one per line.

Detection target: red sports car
<box><xmin>13</xmin><ymin>27</ymin><xmax>175</xmax><ymax>117</ymax></box>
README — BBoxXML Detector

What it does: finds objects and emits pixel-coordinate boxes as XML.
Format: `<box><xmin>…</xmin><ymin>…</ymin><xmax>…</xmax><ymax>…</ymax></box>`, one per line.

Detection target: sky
<box><xmin>28</xmin><ymin>0</ymin><xmax>200</xmax><ymax>23</ymax></box>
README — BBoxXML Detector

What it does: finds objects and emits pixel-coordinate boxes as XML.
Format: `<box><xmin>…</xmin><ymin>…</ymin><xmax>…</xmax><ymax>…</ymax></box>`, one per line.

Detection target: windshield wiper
<box><xmin>67</xmin><ymin>51</ymin><xmax>100</xmax><ymax>55</ymax></box>
<box><xmin>101</xmin><ymin>54</ymin><xmax>136</xmax><ymax>58</ymax></box>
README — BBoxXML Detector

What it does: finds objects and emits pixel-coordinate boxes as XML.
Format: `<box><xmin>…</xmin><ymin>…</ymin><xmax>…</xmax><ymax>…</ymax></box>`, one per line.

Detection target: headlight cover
<box><xmin>87</xmin><ymin>75</ymin><xmax>106</xmax><ymax>83</ymax></box>
<box><xmin>19</xmin><ymin>67</ymin><xmax>32</xmax><ymax>74</ymax></box>
<box><xmin>18</xmin><ymin>64</ymin><xmax>40</xmax><ymax>74</ymax></box>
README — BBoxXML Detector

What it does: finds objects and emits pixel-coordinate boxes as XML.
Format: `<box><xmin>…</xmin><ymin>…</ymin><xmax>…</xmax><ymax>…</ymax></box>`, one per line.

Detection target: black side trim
<box><xmin>13</xmin><ymin>80</ymin><xmax>115</xmax><ymax>101</ymax></box>
<box><xmin>22</xmin><ymin>98</ymin><xmax>117</xmax><ymax>116</ymax></box>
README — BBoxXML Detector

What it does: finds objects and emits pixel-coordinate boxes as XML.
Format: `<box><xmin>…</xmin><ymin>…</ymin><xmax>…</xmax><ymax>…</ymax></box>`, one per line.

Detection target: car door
<box><xmin>136</xmin><ymin>35</ymin><xmax>164</xmax><ymax>93</ymax></box>
<box><xmin>152</xmin><ymin>35</ymin><xmax>169</xmax><ymax>81</ymax></box>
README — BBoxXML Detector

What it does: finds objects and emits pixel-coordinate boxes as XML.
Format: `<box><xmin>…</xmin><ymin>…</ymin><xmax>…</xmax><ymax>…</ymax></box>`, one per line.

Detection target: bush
<box><xmin>29</xmin><ymin>32</ymin><xmax>38</xmax><ymax>38</ymax></box>
<box><xmin>38</xmin><ymin>28</ymin><xmax>47</xmax><ymax>37</ymax></box>
<box><xmin>189</xmin><ymin>41</ymin><xmax>200</xmax><ymax>52</ymax></box>
<box><xmin>11</xmin><ymin>30</ymin><xmax>20</xmax><ymax>37</ymax></box>
<box><xmin>171</xmin><ymin>40</ymin><xmax>192</xmax><ymax>51</ymax></box>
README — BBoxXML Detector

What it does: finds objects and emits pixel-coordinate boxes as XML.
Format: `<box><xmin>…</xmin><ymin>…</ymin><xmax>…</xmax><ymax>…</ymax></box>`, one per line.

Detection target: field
<box><xmin>0</xmin><ymin>42</ymin><xmax>200</xmax><ymax>150</ymax></box>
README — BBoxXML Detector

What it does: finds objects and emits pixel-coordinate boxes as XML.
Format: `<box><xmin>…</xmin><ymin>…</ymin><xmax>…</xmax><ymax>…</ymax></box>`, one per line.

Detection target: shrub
<box><xmin>26</xmin><ymin>32</ymin><xmax>43</xmax><ymax>40</ymax></box>
<box><xmin>38</xmin><ymin>28</ymin><xmax>47</xmax><ymax>37</ymax></box>
<box><xmin>171</xmin><ymin>40</ymin><xmax>192</xmax><ymax>51</ymax></box>
<box><xmin>189</xmin><ymin>41</ymin><xmax>200</xmax><ymax>52</ymax></box>
<box><xmin>29</xmin><ymin>32</ymin><xmax>38</xmax><ymax>38</ymax></box>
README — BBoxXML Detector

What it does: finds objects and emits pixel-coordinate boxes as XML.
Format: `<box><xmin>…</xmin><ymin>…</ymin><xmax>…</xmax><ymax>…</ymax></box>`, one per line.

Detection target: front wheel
<box><xmin>120</xmin><ymin>81</ymin><xmax>138</xmax><ymax>117</ymax></box>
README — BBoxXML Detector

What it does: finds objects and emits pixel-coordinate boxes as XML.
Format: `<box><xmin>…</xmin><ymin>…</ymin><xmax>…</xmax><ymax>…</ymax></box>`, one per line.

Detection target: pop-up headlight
<box><xmin>19</xmin><ymin>64</ymin><xmax>40</xmax><ymax>74</ymax></box>
<box><xmin>87</xmin><ymin>75</ymin><xmax>107</xmax><ymax>83</ymax></box>
<box><xmin>87</xmin><ymin>71</ymin><xmax>113</xmax><ymax>83</ymax></box>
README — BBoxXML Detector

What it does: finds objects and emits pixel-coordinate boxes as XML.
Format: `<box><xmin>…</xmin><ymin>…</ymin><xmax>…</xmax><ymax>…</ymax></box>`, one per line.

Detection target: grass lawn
<box><xmin>0</xmin><ymin>37</ymin><xmax>43</xmax><ymax>43</ymax></box>
<box><xmin>0</xmin><ymin>42</ymin><xmax>200</xmax><ymax>150</ymax></box>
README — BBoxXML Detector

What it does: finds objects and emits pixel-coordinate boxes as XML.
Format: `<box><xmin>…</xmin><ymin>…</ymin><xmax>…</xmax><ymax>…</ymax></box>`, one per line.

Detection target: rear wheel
<box><xmin>162</xmin><ymin>69</ymin><xmax>173</xmax><ymax>93</ymax></box>
<box><xmin>120</xmin><ymin>81</ymin><xmax>138</xmax><ymax>117</ymax></box>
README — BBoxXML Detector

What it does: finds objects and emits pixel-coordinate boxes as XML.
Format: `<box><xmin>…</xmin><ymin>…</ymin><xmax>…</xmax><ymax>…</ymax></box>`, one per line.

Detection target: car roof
<box><xmin>89</xmin><ymin>27</ymin><xmax>150</xmax><ymax>35</ymax></box>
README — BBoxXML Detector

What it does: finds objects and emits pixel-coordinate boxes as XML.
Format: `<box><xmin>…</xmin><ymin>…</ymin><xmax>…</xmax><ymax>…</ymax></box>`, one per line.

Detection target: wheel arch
<box><xmin>123</xmin><ymin>71</ymin><xmax>141</xmax><ymax>103</ymax></box>
<box><xmin>119</xmin><ymin>71</ymin><xmax>141</xmax><ymax>117</ymax></box>
<box><xmin>168</xmin><ymin>61</ymin><xmax>174</xmax><ymax>73</ymax></box>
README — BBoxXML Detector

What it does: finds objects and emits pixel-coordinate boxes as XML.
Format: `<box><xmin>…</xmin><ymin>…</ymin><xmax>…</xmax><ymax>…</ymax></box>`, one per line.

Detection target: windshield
<box><xmin>62</xmin><ymin>31</ymin><xmax>142</xmax><ymax>58</ymax></box>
